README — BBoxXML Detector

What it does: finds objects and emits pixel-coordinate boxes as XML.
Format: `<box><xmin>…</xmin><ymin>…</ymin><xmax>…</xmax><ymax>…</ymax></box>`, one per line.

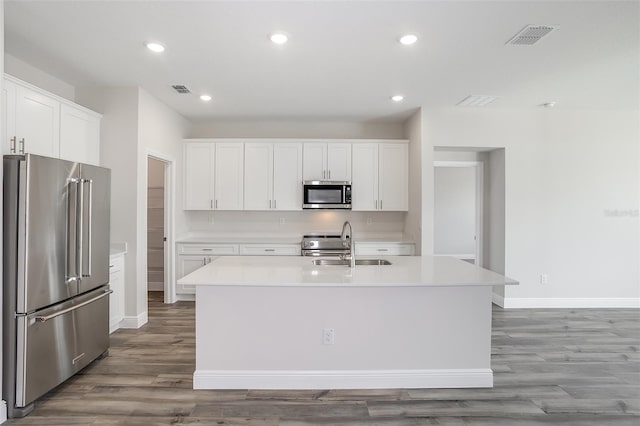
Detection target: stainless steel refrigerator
<box><xmin>3</xmin><ymin>154</ymin><xmax>111</xmax><ymax>418</ymax></box>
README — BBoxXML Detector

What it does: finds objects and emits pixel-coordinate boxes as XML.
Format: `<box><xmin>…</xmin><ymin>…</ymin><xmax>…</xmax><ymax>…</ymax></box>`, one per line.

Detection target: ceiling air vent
<box><xmin>457</xmin><ymin>95</ymin><xmax>499</xmax><ymax>107</ymax></box>
<box><xmin>506</xmin><ymin>25</ymin><xmax>558</xmax><ymax>45</ymax></box>
<box><xmin>171</xmin><ymin>85</ymin><xmax>191</xmax><ymax>94</ymax></box>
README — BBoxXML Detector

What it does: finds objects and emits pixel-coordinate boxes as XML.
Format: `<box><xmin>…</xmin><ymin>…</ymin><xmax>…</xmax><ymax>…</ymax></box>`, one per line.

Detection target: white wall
<box><xmin>4</xmin><ymin>53</ymin><xmax>75</xmax><ymax>101</ymax></box>
<box><xmin>138</xmin><ymin>89</ymin><xmax>189</xmax><ymax>305</ymax></box>
<box><xmin>75</xmin><ymin>87</ymin><xmax>141</xmax><ymax>321</ymax></box>
<box><xmin>185</xmin><ymin>210</ymin><xmax>405</xmax><ymax>238</ymax></box>
<box><xmin>189</xmin><ymin>119</ymin><xmax>404</xmax><ymax>139</ymax></box>
<box><xmin>425</xmin><ymin>108</ymin><xmax>640</xmax><ymax>307</ymax></box>
<box><xmin>403</xmin><ymin>110</ymin><xmax>423</xmax><ymax>254</ymax></box>
<box><xmin>434</xmin><ymin>166</ymin><xmax>476</xmax><ymax>256</ymax></box>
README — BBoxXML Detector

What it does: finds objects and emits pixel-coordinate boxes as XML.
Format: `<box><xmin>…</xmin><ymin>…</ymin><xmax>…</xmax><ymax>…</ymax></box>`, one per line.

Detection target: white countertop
<box><xmin>178</xmin><ymin>255</ymin><xmax>518</xmax><ymax>288</ymax></box>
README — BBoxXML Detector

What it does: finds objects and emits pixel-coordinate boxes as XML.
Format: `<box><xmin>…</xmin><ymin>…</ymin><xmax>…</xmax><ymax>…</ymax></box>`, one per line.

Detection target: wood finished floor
<box><xmin>6</xmin><ymin>292</ymin><xmax>639</xmax><ymax>425</ymax></box>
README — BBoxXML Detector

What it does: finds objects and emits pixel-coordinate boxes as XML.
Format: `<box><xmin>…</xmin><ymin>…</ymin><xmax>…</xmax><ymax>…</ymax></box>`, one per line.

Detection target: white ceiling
<box><xmin>4</xmin><ymin>0</ymin><xmax>639</xmax><ymax>122</ymax></box>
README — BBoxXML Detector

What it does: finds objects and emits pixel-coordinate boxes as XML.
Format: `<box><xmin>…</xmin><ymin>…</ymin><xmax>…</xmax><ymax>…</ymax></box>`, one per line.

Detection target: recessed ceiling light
<box><xmin>200</xmin><ymin>95</ymin><xmax>212</xmax><ymax>102</ymax></box>
<box><xmin>270</xmin><ymin>33</ymin><xmax>288</xmax><ymax>44</ymax></box>
<box><xmin>391</xmin><ymin>95</ymin><xmax>404</xmax><ymax>102</ymax></box>
<box><xmin>541</xmin><ymin>101</ymin><xmax>557</xmax><ymax>108</ymax></box>
<box><xmin>145</xmin><ymin>42</ymin><xmax>165</xmax><ymax>53</ymax></box>
<box><xmin>399</xmin><ymin>34</ymin><xmax>418</xmax><ymax>45</ymax></box>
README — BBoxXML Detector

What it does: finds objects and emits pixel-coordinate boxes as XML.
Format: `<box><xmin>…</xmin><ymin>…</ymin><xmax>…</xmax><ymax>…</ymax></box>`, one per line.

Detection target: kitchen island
<box><xmin>178</xmin><ymin>255</ymin><xmax>517</xmax><ymax>390</ymax></box>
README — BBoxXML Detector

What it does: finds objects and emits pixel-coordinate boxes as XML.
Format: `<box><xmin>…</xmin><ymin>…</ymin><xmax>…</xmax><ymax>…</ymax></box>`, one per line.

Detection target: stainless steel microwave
<box><xmin>303</xmin><ymin>181</ymin><xmax>352</xmax><ymax>209</ymax></box>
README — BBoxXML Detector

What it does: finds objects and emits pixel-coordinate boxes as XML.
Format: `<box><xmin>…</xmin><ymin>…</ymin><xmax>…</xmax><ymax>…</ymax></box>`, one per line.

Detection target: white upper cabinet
<box><xmin>352</xmin><ymin>142</ymin><xmax>408</xmax><ymax>211</ymax></box>
<box><xmin>244</xmin><ymin>142</ymin><xmax>302</xmax><ymax>210</ymax></box>
<box><xmin>5</xmin><ymin>80</ymin><xmax>60</xmax><ymax>158</ymax></box>
<box><xmin>303</xmin><ymin>142</ymin><xmax>351</xmax><ymax>181</ymax></box>
<box><xmin>273</xmin><ymin>143</ymin><xmax>303</xmax><ymax>210</ymax></box>
<box><xmin>378</xmin><ymin>143</ymin><xmax>408</xmax><ymax>211</ymax></box>
<box><xmin>214</xmin><ymin>143</ymin><xmax>244</xmax><ymax>210</ymax></box>
<box><xmin>184</xmin><ymin>143</ymin><xmax>215</xmax><ymax>210</ymax></box>
<box><xmin>60</xmin><ymin>104</ymin><xmax>101</xmax><ymax>165</ymax></box>
<box><xmin>352</xmin><ymin>144</ymin><xmax>379</xmax><ymax>211</ymax></box>
<box><xmin>244</xmin><ymin>143</ymin><xmax>273</xmax><ymax>210</ymax></box>
<box><xmin>184</xmin><ymin>142</ymin><xmax>244</xmax><ymax>210</ymax></box>
<box><xmin>3</xmin><ymin>76</ymin><xmax>101</xmax><ymax>165</ymax></box>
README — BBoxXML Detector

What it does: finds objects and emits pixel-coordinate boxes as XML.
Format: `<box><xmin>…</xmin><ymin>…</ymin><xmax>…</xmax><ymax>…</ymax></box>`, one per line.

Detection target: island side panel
<box><xmin>194</xmin><ymin>285</ymin><xmax>493</xmax><ymax>389</ymax></box>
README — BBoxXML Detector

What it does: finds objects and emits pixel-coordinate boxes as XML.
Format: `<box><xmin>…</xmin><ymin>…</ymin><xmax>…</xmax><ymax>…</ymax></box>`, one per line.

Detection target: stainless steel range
<box><xmin>301</xmin><ymin>234</ymin><xmax>350</xmax><ymax>257</ymax></box>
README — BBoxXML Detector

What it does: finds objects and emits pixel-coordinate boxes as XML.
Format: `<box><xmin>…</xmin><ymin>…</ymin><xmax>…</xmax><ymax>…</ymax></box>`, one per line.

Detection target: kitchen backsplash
<box><xmin>185</xmin><ymin>210</ymin><xmax>407</xmax><ymax>237</ymax></box>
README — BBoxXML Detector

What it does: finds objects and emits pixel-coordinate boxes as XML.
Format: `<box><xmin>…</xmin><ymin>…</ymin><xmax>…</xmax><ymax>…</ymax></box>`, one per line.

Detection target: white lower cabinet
<box><xmin>239</xmin><ymin>244</ymin><xmax>301</xmax><ymax>256</ymax></box>
<box><xmin>177</xmin><ymin>243</ymin><xmax>240</xmax><ymax>294</ymax></box>
<box><xmin>355</xmin><ymin>242</ymin><xmax>415</xmax><ymax>256</ymax></box>
<box><xmin>109</xmin><ymin>254</ymin><xmax>125</xmax><ymax>333</ymax></box>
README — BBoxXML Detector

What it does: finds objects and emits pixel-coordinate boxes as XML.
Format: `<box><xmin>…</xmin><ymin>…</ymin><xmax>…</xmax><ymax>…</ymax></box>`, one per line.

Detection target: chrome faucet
<box><xmin>340</xmin><ymin>220</ymin><xmax>355</xmax><ymax>267</ymax></box>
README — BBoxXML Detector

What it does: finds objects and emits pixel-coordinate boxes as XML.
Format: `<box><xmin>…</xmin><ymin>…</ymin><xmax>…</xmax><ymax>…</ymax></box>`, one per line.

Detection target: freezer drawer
<box><xmin>15</xmin><ymin>287</ymin><xmax>111</xmax><ymax>407</ymax></box>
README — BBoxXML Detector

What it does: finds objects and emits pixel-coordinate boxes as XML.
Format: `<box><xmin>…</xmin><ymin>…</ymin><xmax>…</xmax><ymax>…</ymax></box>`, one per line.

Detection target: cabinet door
<box><xmin>3</xmin><ymin>79</ymin><xmax>16</xmax><ymax>155</ymax></box>
<box><xmin>177</xmin><ymin>256</ymin><xmax>207</xmax><ymax>294</ymax></box>
<box><xmin>379</xmin><ymin>143</ymin><xmax>408</xmax><ymax>211</ymax></box>
<box><xmin>302</xmin><ymin>143</ymin><xmax>326</xmax><ymax>180</ymax></box>
<box><xmin>351</xmin><ymin>144</ymin><xmax>379</xmax><ymax>211</ymax></box>
<box><xmin>244</xmin><ymin>143</ymin><xmax>273</xmax><ymax>210</ymax></box>
<box><xmin>15</xmin><ymin>85</ymin><xmax>60</xmax><ymax>158</ymax></box>
<box><xmin>327</xmin><ymin>143</ymin><xmax>351</xmax><ymax>181</ymax></box>
<box><xmin>184</xmin><ymin>143</ymin><xmax>214</xmax><ymax>210</ymax></box>
<box><xmin>60</xmin><ymin>104</ymin><xmax>100</xmax><ymax>165</ymax></box>
<box><xmin>214</xmin><ymin>143</ymin><xmax>244</xmax><ymax>210</ymax></box>
<box><xmin>273</xmin><ymin>143</ymin><xmax>303</xmax><ymax>210</ymax></box>
<box><xmin>108</xmin><ymin>255</ymin><xmax>125</xmax><ymax>333</ymax></box>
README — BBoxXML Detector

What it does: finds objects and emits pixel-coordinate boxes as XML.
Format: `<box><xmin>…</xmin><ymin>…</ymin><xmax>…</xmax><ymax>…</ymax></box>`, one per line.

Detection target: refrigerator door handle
<box><xmin>77</xmin><ymin>178</ymin><xmax>85</xmax><ymax>279</ymax></box>
<box><xmin>82</xmin><ymin>179</ymin><xmax>93</xmax><ymax>277</ymax></box>
<box><xmin>67</xmin><ymin>178</ymin><xmax>81</xmax><ymax>282</ymax></box>
<box><xmin>34</xmin><ymin>289</ymin><xmax>112</xmax><ymax>323</ymax></box>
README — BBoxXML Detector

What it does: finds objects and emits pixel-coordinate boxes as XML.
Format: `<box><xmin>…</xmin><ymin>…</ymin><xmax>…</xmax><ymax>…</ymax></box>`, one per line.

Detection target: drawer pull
<box><xmin>35</xmin><ymin>290</ymin><xmax>113</xmax><ymax>323</ymax></box>
<box><xmin>201</xmin><ymin>248</ymin><xmax>213</xmax><ymax>251</ymax></box>
<box><xmin>264</xmin><ymin>249</ymin><xmax>276</xmax><ymax>252</ymax></box>
<box><xmin>377</xmin><ymin>248</ymin><xmax>389</xmax><ymax>252</ymax></box>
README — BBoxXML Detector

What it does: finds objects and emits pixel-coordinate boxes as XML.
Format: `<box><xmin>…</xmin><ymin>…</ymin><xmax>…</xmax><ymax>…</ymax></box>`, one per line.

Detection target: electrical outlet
<box><xmin>279</xmin><ymin>217</ymin><xmax>285</xmax><ymax>225</ymax></box>
<box><xmin>366</xmin><ymin>217</ymin><xmax>372</xmax><ymax>226</ymax></box>
<box><xmin>208</xmin><ymin>215</ymin><xmax>215</xmax><ymax>224</ymax></box>
<box><xmin>322</xmin><ymin>328</ymin><xmax>335</xmax><ymax>345</ymax></box>
<box><xmin>540</xmin><ymin>273</ymin><xmax>548</xmax><ymax>285</ymax></box>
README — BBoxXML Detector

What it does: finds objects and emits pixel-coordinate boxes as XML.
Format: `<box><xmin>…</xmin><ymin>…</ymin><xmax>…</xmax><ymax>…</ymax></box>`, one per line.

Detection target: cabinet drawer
<box><xmin>355</xmin><ymin>243</ymin><xmax>415</xmax><ymax>256</ymax></box>
<box><xmin>178</xmin><ymin>244</ymin><xmax>239</xmax><ymax>255</ymax></box>
<box><xmin>239</xmin><ymin>244</ymin><xmax>301</xmax><ymax>256</ymax></box>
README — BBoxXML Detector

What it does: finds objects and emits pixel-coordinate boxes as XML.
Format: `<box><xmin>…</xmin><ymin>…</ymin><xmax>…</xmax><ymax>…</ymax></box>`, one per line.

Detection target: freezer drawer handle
<box><xmin>34</xmin><ymin>290</ymin><xmax>113</xmax><ymax>323</ymax></box>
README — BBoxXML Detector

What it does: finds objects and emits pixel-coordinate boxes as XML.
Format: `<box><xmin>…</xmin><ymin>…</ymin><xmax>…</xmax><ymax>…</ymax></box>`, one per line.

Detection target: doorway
<box><xmin>434</xmin><ymin>161</ymin><xmax>483</xmax><ymax>265</ymax></box>
<box><xmin>147</xmin><ymin>158</ymin><xmax>165</xmax><ymax>297</ymax></box>
<box><xmin>146</xmin><ymin>153</ymin><xmax>175</xmax><ymax>304</ymax></box>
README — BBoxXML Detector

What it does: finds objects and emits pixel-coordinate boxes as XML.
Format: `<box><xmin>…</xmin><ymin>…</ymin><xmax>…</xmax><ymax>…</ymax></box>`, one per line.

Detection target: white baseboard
<box><xmin>492</xmin><ymin>292</ymin><xmax>505</xmax><ymax>307</ymax></box>
<box><xmin>503</xmin><ymin>297</ymin><xmax>640</xmax><ymax>309</ymax></box>
<box><xmin>0</xmin><ymin>399</ymin><xmax>7</xmax><ymax>424</ymax></box>
<box><xmin>119</xmin><ymin>311</ymin><xmax>148</xmax><ymax>329</ymax></box>
<box><xmin>193</xmin><ymin>369</ymin><xmax>493</xmax><ymax>390</ymax></box>
<box><xmin>176</xmin><ymin>294</ymin><xmax>195</xmax><ymax>302</ymax></box>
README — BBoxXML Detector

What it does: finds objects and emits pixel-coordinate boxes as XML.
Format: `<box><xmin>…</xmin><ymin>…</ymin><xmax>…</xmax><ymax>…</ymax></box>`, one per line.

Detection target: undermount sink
<box><xmin>312</xmin><ymin>259</ymin><xmax>392</xmax><ymax>266</ymax></box>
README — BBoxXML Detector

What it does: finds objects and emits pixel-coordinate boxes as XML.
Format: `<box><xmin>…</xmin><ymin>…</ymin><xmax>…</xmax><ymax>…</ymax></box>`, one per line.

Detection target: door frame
<box><xmin>146</xmin><ymin>150</ymin><xmax>177</xmax><ymax>304</ymax></box>
<box><xmin>433</xmin><ymin>161</ymin><xmax>484</xmax><ymax>267</ymax></box>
